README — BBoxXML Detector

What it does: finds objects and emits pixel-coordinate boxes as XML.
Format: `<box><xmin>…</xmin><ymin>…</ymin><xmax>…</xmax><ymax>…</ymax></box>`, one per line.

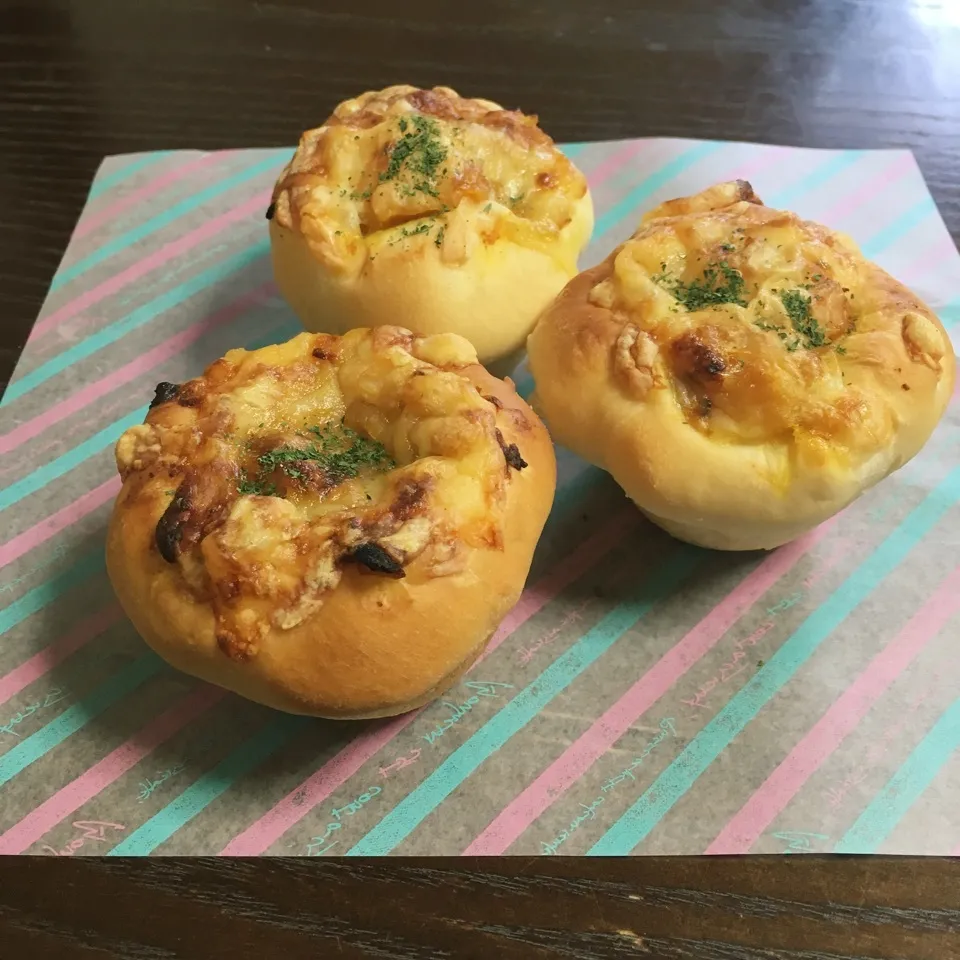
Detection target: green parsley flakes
<box><xmin>394</xmin><ymin>222</ymin><xmax>431</xmax><ymax>242</ymax></box>
<box><xmin>655</xmin><ymin>261</ymin><xmax>748</xmax><ymax>310</ymax></box>
<box><xmin>387</xmin><ymin>219</ymin><xmax>447</xmax><ymax>248</ymax></box>
<box><xmin>779</xmin><ymin>289</ymin><xmax>829</xmax><ymax>348</ymax></box>
<box><xmin>237</xmin><ymin>475</ymin><xmax>278</xmax><ymax>497</ymax></box>
<box><xmin>753</xmin><ymin>287</ymin><xmax>848</xmax><ymax>354</ymax></box>
<box><xmin>262</xmin><ymin>423</ymin><xmax>393</xmax><ymax>481</ymax></box>
<box><xmin>236</xmin><ymin>421</ymin><xmax>394</xmax><ymax>498</ymax></box>
<box><xmin>755</xmin><ymin>320</ymin><xmax>801</xmax><ymax>352</ymax></box>
<box><xmin>379</xmin><ymin>114</ymin><xmax>447</xmax><ymax>199</ymax></box>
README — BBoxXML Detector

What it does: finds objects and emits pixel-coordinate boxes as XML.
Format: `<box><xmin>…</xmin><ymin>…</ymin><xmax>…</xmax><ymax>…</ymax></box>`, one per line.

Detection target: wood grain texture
<box><xmin>1</xmin><ymin>857</ymin><xmax>959</xmax><ymax>959</ymax></box>
<box><xmin>1</xmin><ymin>0</ymin><xmax>960</xmax><ymax>955</ymax></box>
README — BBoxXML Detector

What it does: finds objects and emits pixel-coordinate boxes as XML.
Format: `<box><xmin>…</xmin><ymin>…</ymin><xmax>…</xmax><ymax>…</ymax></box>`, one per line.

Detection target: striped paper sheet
<box><xmin>1</xmin><ymin>138</ymin><xmax>958</xmax><ymax>857</ymax></box>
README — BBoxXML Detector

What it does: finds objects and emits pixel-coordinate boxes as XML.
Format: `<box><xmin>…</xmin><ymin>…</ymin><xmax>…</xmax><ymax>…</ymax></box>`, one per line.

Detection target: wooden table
<box><xmin>1</xmin><ymin>0</ymin><xmax>958</xmax><ymax>956</ymax></box>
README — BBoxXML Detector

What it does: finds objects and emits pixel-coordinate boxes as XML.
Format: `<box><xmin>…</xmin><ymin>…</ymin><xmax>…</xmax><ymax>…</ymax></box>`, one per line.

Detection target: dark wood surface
<box><xmin>1</xmin><ymin>856</ymin><xmax>959</xmax><ymax>959</ymax></box>
<box><xmin>1</xmin><ymin>0</ymin><xmax>959</xmax><ymax>956</ymax></box>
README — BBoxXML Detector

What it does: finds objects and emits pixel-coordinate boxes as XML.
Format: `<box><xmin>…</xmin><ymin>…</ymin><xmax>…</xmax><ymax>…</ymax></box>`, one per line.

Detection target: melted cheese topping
<box><xmin>592</xmin><ymin>180</ymin><xmax>951</xmax><ymax>475</ymax></box>
<box><xmin>270</xmin><ymin>84</ymin><xmax>589</xmax><ymax>277</ymax></box>
<box><xmin>115</xmin><ymin>328</ymin><xmax>522</xmax><ymax>661</ymax></box>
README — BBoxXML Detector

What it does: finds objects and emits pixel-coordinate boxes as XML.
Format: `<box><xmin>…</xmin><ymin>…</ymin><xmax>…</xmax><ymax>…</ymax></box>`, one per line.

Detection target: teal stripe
<box><xmin>0</xmin><ymin>318</ymin><xmax>298</xmax><ymax>514</ymax></box>
<box><xmin>347</xmin><ymin>547</ymin><xmax>704</xmax><ymax>855</ymax></box>
<box><xmin>3</xmin><ymin>242</ymin><xmax>270</xmax><ymax>406</ymax></box>
<box><xmin>52</xmin><ymin>153</ymin><xmax>285</xmax><ymax>291</ymax></box>
<box><xmin>549</xmin><ymin>464</ymin><xmax>602</xmax><ymax>510</ymax></box>
<box><xmin>91</xmin><ymin>467</ymin><xmax>608</xmax><ymax>851</ymax></box>
<box><xmin>861</xmin><ymin>197</ymin><xmax>937</xmax><ymax>259</ymax></box>
<box><xmin>0</xmin><ymin>655</ymin><xmax>163</xmax><ymax>787</ymax></box>
<box><xmin>835</xmin><ymin>697</ymin><xmax>960</xmax><ymax>853</ymax></box>
<box><xmin>765</xmin><ymin>151</ymin><xmax>862</xmax><ymax>207</ymax></box>
<box><xmin>0</xmin><ymin>407</ymin><xmax>147</xmax><ymax>513</ymax></box>
<box><xmin>587</xmin><ymin>466</ymin><xmax>960</xmax><ymax>855</ymax></box>
<box><xmin>559</xmin><ymin>143</ymin><xmax>587</xmax><ymax>160</ymax></box>
<box><xmin>88</xmin><ymin>153</ymin><xmax>173</xmax><ymax>201</ymax></box>
<box><xmin>514</xmin><ymin>370</ymin><xmax>534</xmax><ymax>400</ymax></box>
<box><xmin>939</xmin><ymin>298</ymin><xmax>960</xmax><ymax>329</ymax></box>
<box><xmin>109</xmin><ymin>715</ymin><xmax>303</xmax><ymax>855</ymax></box>
<box><xmin>592</xmin><ymin>142</ymin><xmax>725</xmax><ymax>237</ymax></box>
<box><xmin>0</xmin><ymin>547</ymin><xmax>106</xmax><ymax>636</ymax></box>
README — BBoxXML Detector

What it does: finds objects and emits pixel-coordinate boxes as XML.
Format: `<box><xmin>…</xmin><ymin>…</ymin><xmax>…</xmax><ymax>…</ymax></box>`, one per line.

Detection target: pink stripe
<box><xmin>586</xmin><ymin>141</ymin><xmax>658</xmax><ymax>189</ymax></box>
<box><xmin>463</xmin><ymin>521</ymin><xmax>835</xmax><ymax>855</ymax></box>
<box><xmin>0</xmin><ymin>439</ymin><xmax>59</xmax><ymax>480</ymax></box>
<box><xmin>897</xmin><ymin>235</ymin><xmax>959</xmax><ymax>288</ymax></box>
<box><xmin>0</xmin><ymin>686</ymin><xmax>224</xmax><ymax>854</ymax></box>
<box><xmin>0</xmin><ymin>604</ymin><xmax>124</xmax><ymax>704</ymax></box>
<box><xmin>818</xmin><ymin>154</ymin><xmax>913</xmax><ymax>225</ymax></box>
<box><xmin>75</xmin><ymin>153</ymin><xmax>229</xmax><ymax>240</ymax></box>
<box><xmin>704</xmin><ymin>563</ymin><xmax>960</xmax><ymax>855</ymax></box>
<box><xmin>0</xmin><ymin>284</ymin><xmax>274</xmax><ymax>455</ymax></box>
<box><xmin>719</xmin><ymin>145</ymin><xmax>794</xmax><ymax>188</ymax></box>
<box><xmin>219</xmin><ymin>506</ymin><xmax>637</xmax><ymax>856</ymax></box>
<box><xmin>0</xmin><ymin>477</ymin><xmax>119</xmax><ymax>571</ymax></box>
<box><xmin>29</xmin><ymin>192</ymin><xmax>267</xmax><ymax>343</ymax></box>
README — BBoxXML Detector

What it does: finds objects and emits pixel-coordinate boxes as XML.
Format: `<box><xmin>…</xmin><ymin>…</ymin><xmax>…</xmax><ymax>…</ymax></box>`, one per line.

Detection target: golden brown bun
<box><xmin>107</xmin><ymin>327</ymin><xmax>556</xmax><ymax>718</ymax></box>
<box><xmin>268</xmin><ymin>84</ymin><xmax>593</xmax><ymax>372</ymax></box>
<box><xmin>527</xmin><ymin>180</ymin><xmax>955</xmax><ymax>551</ymax></box>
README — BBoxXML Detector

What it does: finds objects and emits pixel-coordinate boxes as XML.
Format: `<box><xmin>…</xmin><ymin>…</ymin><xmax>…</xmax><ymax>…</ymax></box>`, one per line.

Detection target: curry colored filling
<box><xmin>116</xmin><ymin>329</ymin><xmax>528</xmax><ymax>661</ymax></box>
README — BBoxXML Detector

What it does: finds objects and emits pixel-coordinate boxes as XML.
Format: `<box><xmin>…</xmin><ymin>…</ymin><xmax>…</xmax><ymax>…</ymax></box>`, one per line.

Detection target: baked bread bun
<box><xmin>106</xmin><ymin>327</ymin><xmax>555</xmax><ymax>718</ymax></box>
<box><xmin>268</xmin><ymin>84</ymin><xmax>593</xmax><ymax>374</ymax></box>
<box><xmin>527</xmin><ymin>180</ymin><xmax>955</xmax><ymax>551</ymax></box>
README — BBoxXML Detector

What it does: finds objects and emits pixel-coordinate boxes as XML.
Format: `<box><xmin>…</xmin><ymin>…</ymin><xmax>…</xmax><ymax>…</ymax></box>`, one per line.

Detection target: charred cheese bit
<box><xmin>270</xmin><ymin>84</ymin><xmax>589</xmax><ymax>276</ymax></box>
<box><xmin>115</xmin><ymin>328</ymin><xmax>522</xmax><ymax>660</ymax></box>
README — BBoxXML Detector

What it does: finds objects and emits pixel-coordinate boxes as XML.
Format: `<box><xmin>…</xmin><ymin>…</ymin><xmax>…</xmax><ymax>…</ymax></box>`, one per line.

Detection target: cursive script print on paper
<box><xmin>41</xmin><ymin>821</ymin><xmax>125</xmax><ymax>856</ymax></box>
<box><xmin>0</xmin><ymin>687</ymin><xmax>69</xmax><ymax>738</ymax></box>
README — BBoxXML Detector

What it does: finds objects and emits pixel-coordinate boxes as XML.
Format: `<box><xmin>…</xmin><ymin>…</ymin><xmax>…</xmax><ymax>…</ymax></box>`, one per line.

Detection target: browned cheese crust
<box><xmin>268</xmin><ymin>84</ymin><xmax>593</xmax><ymax>370</ymax></box>
<box><xmin>107</xmin><ymin>328</ymin><xmax>556</xmax><ymax>718</ymax></box>
<box><xmin>526</xmin><ymin>180</ymin><xmax>955</xmax><ymax>551</ymax></box>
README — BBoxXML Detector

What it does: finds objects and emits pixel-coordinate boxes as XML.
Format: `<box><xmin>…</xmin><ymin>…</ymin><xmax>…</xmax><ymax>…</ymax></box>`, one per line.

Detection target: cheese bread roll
<box><xmin>268</xmin><ymin>84</ymin><xmax>593</xmax><ymax>373</ymax></box>
<box><xmin>107</xmin><ymin>328</ymin><xmax>555</xmax><ymax>718</ymax></box>
<box><xmin>527</xmin><ymin>180</ymin><xmax>955</xmax><ymax>551</ymax></box>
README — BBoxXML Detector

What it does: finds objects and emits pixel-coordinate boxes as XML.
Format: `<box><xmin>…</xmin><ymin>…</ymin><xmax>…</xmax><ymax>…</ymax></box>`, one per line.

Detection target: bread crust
<box><xmin>268</xmin><ymin>84</ymin><xmax>593</xmax><ymax>371</ymax></box>
<box><xmin>527</xmin><ymin>181</ymin><xmax>955</xmax><ymax>551</ymax></box>
<box><xmin>107</xmin><ymin>328</ymin><xmax>556</xmax><ymax>718</ymax></box>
